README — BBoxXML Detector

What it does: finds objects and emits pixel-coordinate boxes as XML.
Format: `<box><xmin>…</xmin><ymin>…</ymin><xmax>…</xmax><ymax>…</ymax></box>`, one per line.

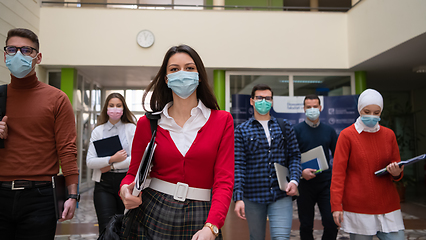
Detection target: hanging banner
<box><xmin>231</xmin><ymin>94</ymin><xmax>359</xmax><ymax>134</ymax></box>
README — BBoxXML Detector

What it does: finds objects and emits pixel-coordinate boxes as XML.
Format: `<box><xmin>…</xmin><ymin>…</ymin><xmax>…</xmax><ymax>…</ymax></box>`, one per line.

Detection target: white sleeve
<box><xmin>86</xmin><ymin>125</ymin><xmax>111</xmax><ymax>169</ymax></box>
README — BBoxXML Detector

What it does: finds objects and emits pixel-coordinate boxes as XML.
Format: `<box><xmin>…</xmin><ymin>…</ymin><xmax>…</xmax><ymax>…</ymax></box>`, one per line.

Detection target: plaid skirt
<box><xmin>121</xmin><ymin>187</ymin><xmax>223</xmax><ymax>240</ymax></box>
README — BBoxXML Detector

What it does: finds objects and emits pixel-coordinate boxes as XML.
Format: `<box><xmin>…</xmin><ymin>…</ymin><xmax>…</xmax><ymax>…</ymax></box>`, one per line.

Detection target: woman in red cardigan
<box><xmin>330</xmin><ymin>89</ymin><xmax>405</xmax><ymax>240</ymax></box>
<box><xmin>119</xmin><ymin>45</ymin><xmax>234</xmax><ymax>240</ymax></box>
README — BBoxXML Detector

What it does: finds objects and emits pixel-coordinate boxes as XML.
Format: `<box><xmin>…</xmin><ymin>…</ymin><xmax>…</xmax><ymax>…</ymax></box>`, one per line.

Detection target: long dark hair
<box><xmin>142</xmin><ymin>45</ymin><xmax>219</xmax><ymax>112</ymax></box>
<box><xmin>97</xmin><ymin>93</ymin><xmax>136</xmax><ymax>126</ymax></box>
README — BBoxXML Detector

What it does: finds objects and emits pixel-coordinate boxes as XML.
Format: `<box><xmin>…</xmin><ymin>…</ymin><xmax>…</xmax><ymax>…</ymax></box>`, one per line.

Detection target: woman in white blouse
<box><xmin>86</xmin><ymin>93</ymin><xmax>136</xmax><ymax>234</ymax></box>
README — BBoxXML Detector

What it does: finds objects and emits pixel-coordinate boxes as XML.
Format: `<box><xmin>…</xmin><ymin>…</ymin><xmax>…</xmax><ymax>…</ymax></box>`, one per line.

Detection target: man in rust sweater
<box><xmin>0</xmin><ymin>28</ymin><xmax>79</xmax><ymax>239</ymax></box>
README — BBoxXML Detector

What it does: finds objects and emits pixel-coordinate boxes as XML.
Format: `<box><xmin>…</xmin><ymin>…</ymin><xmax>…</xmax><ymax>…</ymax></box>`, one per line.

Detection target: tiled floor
<box><xmin>55</xmin><ymin>189</ymin><xmax>426</xmax><ymax>240</ymax></box>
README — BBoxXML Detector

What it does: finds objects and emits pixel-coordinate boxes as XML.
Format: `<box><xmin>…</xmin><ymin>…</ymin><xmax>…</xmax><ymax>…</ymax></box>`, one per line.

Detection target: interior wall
<box><xmin>0</xmin><ymin>0</ymin><xmax>47</xmax><ymax>84</ymax></box>
<box><xmin>347</xmin><ymin>0</ymin><xmax>426</xmax><ymax>68</ymax></box>
<box><xmin>39</xmin><ymin>7</ymin><xmax>348</xmax><ymax>70</ymax></box>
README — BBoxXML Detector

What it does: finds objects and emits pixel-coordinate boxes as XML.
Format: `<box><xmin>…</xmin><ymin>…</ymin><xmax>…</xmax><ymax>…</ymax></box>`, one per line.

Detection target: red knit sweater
<box><xmin>121</xmin><ymin>110</ymin><xmax>235</xmax><ymax>228</ymax></box>
<box><xmin>330</xmin><ymin>124</ymin><xmax>402</xmax><ymax>214</ymax></box>
<box><xmin>0</xmin><ymin>74</ymin><xmax>78</xmax><ymax>186</ymax></box>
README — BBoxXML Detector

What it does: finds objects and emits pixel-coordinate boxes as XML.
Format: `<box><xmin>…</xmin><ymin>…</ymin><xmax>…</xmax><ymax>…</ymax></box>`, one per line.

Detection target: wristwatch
<box><xmin>204</xmin><ymin>223</ymin><xmax>219</xmax><ymax>237</ymax></box>
<box><xmin>68</xmin><ymin>194</ymin><xmax>80</xmax><ymax>202</ymax></box>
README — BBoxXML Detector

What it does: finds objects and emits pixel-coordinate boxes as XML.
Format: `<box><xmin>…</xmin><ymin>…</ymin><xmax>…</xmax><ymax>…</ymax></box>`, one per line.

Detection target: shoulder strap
<box><xmin>0</xmin><ymin>84</ymin><xmax>7</xmax><ymax>118</ymax></box>
<box><xmin>0</xmin><ymin>84</ymin><xmax>7</xmax><ymax>149</ymax></box>
<box><xmin>145</xmin><ymin>112</ymin><xmax>161</xmax><ymax>135</ymax></box>
<box><xmin>276</xmin><ymin>118</ymin><xmax>289</xmax><ymax>168</ymax></box>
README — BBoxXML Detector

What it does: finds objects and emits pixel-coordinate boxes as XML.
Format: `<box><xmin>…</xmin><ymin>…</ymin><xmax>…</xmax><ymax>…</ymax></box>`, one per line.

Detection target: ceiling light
<box><xmin>413</xmin><ymin>65</ymin><xmax>426</xmax><ymax>73</ymax></box>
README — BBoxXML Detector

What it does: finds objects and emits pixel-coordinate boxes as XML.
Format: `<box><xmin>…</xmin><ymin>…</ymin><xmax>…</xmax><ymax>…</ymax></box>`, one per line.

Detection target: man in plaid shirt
<box><xmin>233</xmin><ymin>84</ymin><xmax>302</xmax><ymax>240</ymax></box>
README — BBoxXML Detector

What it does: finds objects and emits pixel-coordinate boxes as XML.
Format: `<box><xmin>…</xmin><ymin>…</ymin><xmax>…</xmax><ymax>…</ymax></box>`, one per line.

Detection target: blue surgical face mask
<box><xmin>5</xmin><ymin>51</ymin><xmax>36</xmax><ymax>78</ymax></box>
<box><xmin>254</xmin><ymin>99</ymin><xmax>272</xmax><ymax>115</ymax></box>
<box><xmin>305</xmin><ymin>108</ymin><xmax>320</xmax><ymax>121</ymax></box>
<box><xmin>361</xmin><ymin>115</ymin><xmax>381</xmax><ymax>128</ymax></box>
<box><xmin>167</xmin><ymin>71</ymin><xmax>199</xmax><ymax>99</ymax></box>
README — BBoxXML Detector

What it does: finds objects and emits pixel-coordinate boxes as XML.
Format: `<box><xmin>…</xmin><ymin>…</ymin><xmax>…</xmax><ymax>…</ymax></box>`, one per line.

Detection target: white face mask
<box><xmin>305</xmin><ymin>108</ymin><xmax>320</xmax><ymax>121</ymax></box>
<box><xmin>5</xmin><ymin>51</ymin><xmax>37</xmax><ymax>78</ymax></box>
<box><xmin>167</xmin><ymin>71</ymin><xmax>199</xmax><ymax>99</ymax></box>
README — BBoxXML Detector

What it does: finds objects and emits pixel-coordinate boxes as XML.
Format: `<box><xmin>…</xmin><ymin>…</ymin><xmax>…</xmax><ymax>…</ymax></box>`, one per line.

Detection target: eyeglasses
<box><xmin>4</xmin><ymin>46</ymin><xmax>38</xmax><ymax>56</ymax></box>
<box><xmin>254</xmin><ymin>96</ymin><xmax>273</xmax><ymax>101</ymax></box>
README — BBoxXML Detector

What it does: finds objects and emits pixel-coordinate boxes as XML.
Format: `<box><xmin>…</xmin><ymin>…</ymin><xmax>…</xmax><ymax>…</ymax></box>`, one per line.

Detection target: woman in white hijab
<box><xmin>330</xmin><ymin>89</ymin><xmax>405</xmax><ymax>240</ymax></box>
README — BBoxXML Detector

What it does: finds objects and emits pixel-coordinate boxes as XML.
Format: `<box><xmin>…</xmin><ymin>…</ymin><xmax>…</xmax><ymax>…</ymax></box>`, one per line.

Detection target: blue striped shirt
<box><xmin>233</xmin><ymin>116</ymin><xmax>302</xmax><ymax>203</ymax></box>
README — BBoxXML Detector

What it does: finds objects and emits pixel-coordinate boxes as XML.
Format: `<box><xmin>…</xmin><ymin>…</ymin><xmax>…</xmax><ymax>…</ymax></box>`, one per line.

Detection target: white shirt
<box><xmin>86</xmin><ymin>121</ymin><xmax>136</xmax><ymax>182</ymax></box>
<box><xmin>159</xmin><ymin>101</ymin><xmax>211</xmax><ymax>157</ymax></box>
<box><xmin>342</xmin><ymin>210</ymin><xmax>405</xmax><ymax>235</ymax></box>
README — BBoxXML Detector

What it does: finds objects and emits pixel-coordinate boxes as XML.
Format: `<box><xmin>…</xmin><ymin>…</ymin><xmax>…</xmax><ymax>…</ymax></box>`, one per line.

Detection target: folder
<box><xmin>274</xmin><ymin>163</ymin><xmax>290</xmax><ymax>191</ymax></box>
<box><xmin>93</xmin><ymin>135</ymin><xmax>123</xmax><ymax>157</ymax></box>
<box><xmin>52</xmin><ymin>174</ymin><xmax>67</xmax><ymax>220</ymax></box>
<box><xmin>374</xmin><ymin>154</ymin><xmax>426</xmax><ymax>176</ymax></box>
<box><xmin>301</xmin><ymin>146</ymin><xmax>329</xmax><ymax>174</ymax></box>
<box><xmin>132</xmin><ymin>130</ymin><xmax>157</xmax><ymax>196</ymax></box>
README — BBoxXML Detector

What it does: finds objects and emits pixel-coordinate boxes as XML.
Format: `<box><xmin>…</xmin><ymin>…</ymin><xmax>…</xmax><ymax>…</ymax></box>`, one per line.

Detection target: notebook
<box><xmin>93</xmin><ymin>135</ymin><xmax>123</xmax><ymax>157</ymax></box>
<box><xmin>132</xmin><ymin>130</ymin><xmax>157</xmax><ymax>196</ymax></box>
<box><xmin>52</xmin><ymin>174</ymin><xmax>66</xmax><ymax>220</ymax></box>
<box><xmin>274</xmin><ymin>163</ymin><xmax>290</xmax><ymax>191</ymax></box>
<box><xmin>301</xmin><ymin>145</ymin><xmax>329</xmax><ymax>174</ymax></box>
<box><xmin>374</xmin><ymin>154</ymin><xmax>426</xmax><ymax>176</ymax></box>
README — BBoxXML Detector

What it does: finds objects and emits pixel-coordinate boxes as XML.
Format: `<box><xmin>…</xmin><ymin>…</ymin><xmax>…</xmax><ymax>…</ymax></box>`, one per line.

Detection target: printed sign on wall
<box><xmin>231</xmin><ymin>94</ymin><xmax>359</xmax><ymax>134</ymax></box>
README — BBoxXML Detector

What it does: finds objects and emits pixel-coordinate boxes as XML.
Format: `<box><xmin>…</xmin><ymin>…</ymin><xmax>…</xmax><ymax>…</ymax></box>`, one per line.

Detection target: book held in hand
<box><xmin>93</xmin><ymin>135</ymin><xmax>123</xmax><ymax>157</ymax></box>
<box><xmin>274</xmin><ymin>163</ymin><xmax>290</xmax><ymax>191</ymax></box>
<box><xmin>301</xmin><ymin>145</ymin><xmax>329</xmax><ymax>174</ymax></box>
<box><xmin>52</xmin><ymin>174</ymin><xmax>66</xmax><ymax>220</ymax></box>
<box><xmin>132</xmin><ymin>130</ymin><xmax>157</xmax><ymax>196</ymax></box>
<box><xmin>374</xmin><ymin>154</ymin><xmax>426</xmax><ymax>176</ymax></box>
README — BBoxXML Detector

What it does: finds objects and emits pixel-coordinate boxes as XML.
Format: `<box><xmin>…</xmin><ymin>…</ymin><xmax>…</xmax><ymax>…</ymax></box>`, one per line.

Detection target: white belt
<box><xmin>149</xmin><ymin>178</ymin><xmax>211</xmax><ymax>202</ymax></box>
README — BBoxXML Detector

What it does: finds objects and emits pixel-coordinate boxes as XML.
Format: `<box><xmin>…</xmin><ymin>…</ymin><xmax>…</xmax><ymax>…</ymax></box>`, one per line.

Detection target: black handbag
<box><xmin>98</xmin><ymin>209</ymin><xmax>136</xmax><ymax>240</ymax></box>
<box><xmin>97</xmin><ymin>214</ymin><xmax>125</xmax><ymax>240</ymax></box>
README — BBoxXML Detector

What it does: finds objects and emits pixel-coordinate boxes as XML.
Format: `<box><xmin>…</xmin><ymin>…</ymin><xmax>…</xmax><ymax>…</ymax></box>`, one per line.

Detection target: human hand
<box><xmin>285</xmin><ymin>182</ymin><xmax>298</xmax><ymax>196</ymax></box>
<box><xmin>387</xmin><ymin>162</ymin><xmax>404</xmax><ymax>177</ymax></box>
<box><xmin>120</xmin><ymin>182</ymin><xmax>142</xmax><ymax>209</ymax></box>
<box><xmin>0</xmin><ymin>116</ymin><xmax>8</xmax><ymax>139</ymax></box>
<box><xmin>191</xmin><ymin>226</ymin><xmax>216</xmax><ymax>240</ymax></box>
<box><xmin>302</xmin><ymin>168</ymin><xmax>317</xmax><ymax>180</ymax></box>
<box><xmin>100</xmin><ymin>165</ymin><xmax>111</xmax><ymax>173</ymax></box>
<box><xmin>234</xmin><ymin>200</ymin><xmax>246</xmax><ymax>220</ymax></box>
<box><xmin>58</xmin><ymin>198</ymin><xmax>77</xmax><ymax>222</ymax></box>
<box><xmin>332</xmin><ymin>211</ymin><xmax>343</xmax><ymax>228</ymax></box>
<box><xmin>110</xmin><ymin>150</ymin><xmax>127</xmax><ymax>163</ymax></box>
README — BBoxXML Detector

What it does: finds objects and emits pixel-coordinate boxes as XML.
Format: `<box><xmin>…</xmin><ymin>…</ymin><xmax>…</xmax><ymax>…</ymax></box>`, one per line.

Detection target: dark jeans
<box><xmin>0</xmin><ymin>184</ymin><xmax>57</xmax><ymax>240</ymax></box>
<box><xmin>297</xmin><ymin>179</ymin><xmax>338</xmax><ymax>240</ymax></box>
<box><xmin>94</xmin><ymin>172</ymin><xmax>126</xmax><ymax>234</ymax></box>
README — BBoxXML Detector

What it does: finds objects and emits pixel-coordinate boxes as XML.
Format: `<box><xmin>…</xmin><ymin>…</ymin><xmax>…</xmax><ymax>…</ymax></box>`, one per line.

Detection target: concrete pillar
<box><xmin>310</xmin><ymin>0</ymin><xmax>318</xmax><ymax>12</ymax></box>
<box><xmin>213</xmin><ymin>0</ymin><xmax>225</xmax><ymax>10</ymax></box>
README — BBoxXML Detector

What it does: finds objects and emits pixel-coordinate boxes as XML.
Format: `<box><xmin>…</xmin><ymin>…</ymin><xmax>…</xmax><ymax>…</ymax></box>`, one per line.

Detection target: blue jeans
<box><xmin>244</xmin><ymin>196</ymin><xmax>293</xmax><ymax>240</ymax></box>
<box><xmin>0</xmin><ymin>184</ymin><xmax>57</xmax><ymax>239</ymax></box>
<box><xmin>349</xmin><ymin>231</ymin><xmax>405</xmax><ymax>240</ymax></box>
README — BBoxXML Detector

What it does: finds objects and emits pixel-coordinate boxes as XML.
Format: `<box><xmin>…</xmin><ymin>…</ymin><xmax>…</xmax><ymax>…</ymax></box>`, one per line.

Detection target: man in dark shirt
<box><xmin>293</xmin><ymin>94</ymin><xmax>338</xmax><ymax>240</ymax></box>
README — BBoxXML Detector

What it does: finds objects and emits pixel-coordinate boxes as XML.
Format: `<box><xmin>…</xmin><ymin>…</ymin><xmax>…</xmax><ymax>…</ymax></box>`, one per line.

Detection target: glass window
<box><xmin>230</xmin><ymin>74</ymin><xmax>289</xmax><ymax>97</ymax></box>
<box><xmin>91</xmin><ymin>87</ymin><xmax>101</xmax><ymax>112</ymax></box>
<box><xmin>83</xmin><ymin>81</ymin><xmax>91</xmax><ymax>111</ymax></box>
<box><xmin>105</xmin><ymin>90</ymin><xmax>125</xmax><ymax>99</ymax></box>
<box><xmin>125</xmin><ymin>89</ymin><xmax>144</xmax><ymax>112</ymax></box>
<box><xmin>294</xmin><ymin>75</ymin><xmax>351</xmax><ymax>96</ymax></box>
<box><xmin>48</xmin><ymin>72</ymin><xmax>61</xmax><ymax>89</ymax></box>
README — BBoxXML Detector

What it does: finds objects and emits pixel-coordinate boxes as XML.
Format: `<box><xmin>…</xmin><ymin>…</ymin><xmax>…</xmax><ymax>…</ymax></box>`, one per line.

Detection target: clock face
<box><xmin>137</xmin><ymin>30</ymin><xmax>155</xmax><ymax>48</ymax></box>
